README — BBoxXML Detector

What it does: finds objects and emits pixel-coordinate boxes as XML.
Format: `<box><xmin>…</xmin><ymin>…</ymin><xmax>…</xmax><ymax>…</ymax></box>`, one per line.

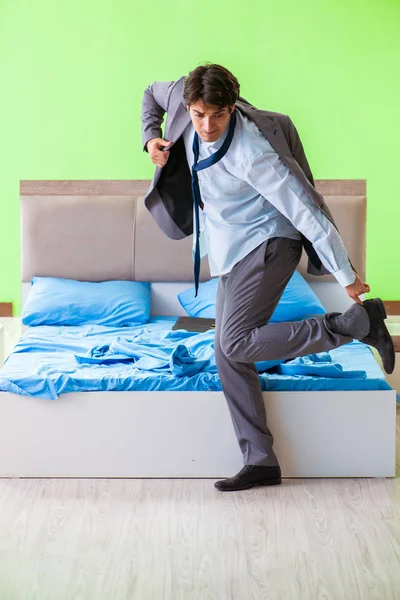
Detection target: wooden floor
<box><xmin>0</xmin><ymin>319</ymin><xmax>399</xmax><ymax>600</ymax></box>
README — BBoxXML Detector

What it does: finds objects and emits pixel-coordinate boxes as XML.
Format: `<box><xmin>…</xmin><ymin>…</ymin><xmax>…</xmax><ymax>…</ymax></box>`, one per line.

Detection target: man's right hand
<box><xmin>345</xmin><ymin>272</ymin><xmax>371</xmax><ymax>305</ymax></box>
<box><xmin>146</xmin><ymin>138</ymin><xmax>173</xmax><ymax>168</ymax></box>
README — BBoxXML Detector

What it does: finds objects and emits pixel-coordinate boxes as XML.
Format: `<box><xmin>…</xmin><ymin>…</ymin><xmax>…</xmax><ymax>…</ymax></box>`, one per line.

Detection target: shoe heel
<box><xmin>376</xmin><ymin>298</ymin><xmax>387</xmax><ymax>320</ymax></box>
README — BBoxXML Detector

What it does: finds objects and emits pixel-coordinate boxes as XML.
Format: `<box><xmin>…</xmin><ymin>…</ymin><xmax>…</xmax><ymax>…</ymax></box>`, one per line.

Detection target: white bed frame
<box><xmin>0</xmin><ymin>281</ymin><xmax>396</xmax><ymax>479</ymax></box>
<box><xmin>0</xmin><ymin>180</ymin><xmax>396</xmax><ymax>479</ymax></box>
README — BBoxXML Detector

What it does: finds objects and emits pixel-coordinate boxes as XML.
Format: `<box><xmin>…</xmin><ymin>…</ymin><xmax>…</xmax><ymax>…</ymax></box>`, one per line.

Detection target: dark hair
<box><xmin>183</xmin><ymin>63</ymin><xmax>240</xmax><ymax>109</ymax></box>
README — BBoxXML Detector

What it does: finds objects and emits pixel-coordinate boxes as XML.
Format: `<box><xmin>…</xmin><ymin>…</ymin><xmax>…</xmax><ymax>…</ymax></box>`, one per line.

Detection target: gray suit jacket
<box><xmin>141</xmin><ymin>76</ymin><xmax>357</xmax><ymax>278</ymax></box>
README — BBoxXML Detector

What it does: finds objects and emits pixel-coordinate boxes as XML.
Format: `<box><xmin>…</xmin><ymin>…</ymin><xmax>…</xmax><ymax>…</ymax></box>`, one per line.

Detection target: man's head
<box><xmin>183</xmin><ymin>63</ymin><xmax>240</xmax><ymax>143</ymax></box>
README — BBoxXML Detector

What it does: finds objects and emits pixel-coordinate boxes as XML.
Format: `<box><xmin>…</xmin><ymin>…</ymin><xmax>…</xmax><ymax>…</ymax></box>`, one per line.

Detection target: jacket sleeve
<box><xmin>286</xmin><ymin>116</ymin><xmax>359</xmax><ymax>278</ymax></box>
<box><xmin>286</xmin><ymin>116</ymin><xmax>339</xmax><ymax>222</ymax></box>
<box><xmin>141</xmin><ymin>80</ymin><xmax>176</xmax><ymax>152</ymax></box>
<box><xmin>286</xmin><ymin>117</ymin><xmax>316</xmax><ymax>188</ymax></box>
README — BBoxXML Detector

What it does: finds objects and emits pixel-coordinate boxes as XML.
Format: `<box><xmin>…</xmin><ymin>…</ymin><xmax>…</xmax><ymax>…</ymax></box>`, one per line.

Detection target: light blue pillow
<box><xmin>269</xmin><ymin>270</ymin><xmax>327</xmax><ymax>322</ymax></box>
<box><xmin>177</xmin><ymin>270</ymin><xmax>327</xmax><ymax>322</ymax></box>
<box><xmin>22</xmin><ymin>277</ymin><xmax>151</xmax><ymax>326</ymax></box>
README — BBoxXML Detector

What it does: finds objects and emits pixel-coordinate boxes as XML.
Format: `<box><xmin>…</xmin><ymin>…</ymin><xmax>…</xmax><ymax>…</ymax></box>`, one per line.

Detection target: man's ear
<box><xmin>230</xmin><ymin>104</ymin><xmax>236</xmax><ymax>113</ymax></box>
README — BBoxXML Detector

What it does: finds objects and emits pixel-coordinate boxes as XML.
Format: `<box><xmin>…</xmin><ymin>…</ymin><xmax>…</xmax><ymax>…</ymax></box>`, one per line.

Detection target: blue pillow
<box><xmin>22</xmin><ymin>277</ymin><xmax>151</xmax><ymax>326</ymax></box>
<box><xmin>270</xmin><ymin>270</ymin><xmax>327</xmax><ymax>322</ymax></box>
<box><xmin>177</xmin><ymin>270</ymin><xmax>327</xmax><ymax>322</ymax></box>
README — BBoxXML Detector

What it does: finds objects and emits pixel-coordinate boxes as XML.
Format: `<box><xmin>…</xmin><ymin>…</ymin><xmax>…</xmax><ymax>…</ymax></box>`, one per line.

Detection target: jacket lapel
<box><xmin>165</xmin><ymin>102</ymin><xmax>191</xmax><ymax>143</ymax></box>
<box><xmin>163</xmin><ymin>77</ymin><xmax>191</xmax><ymax>143</ymax></box>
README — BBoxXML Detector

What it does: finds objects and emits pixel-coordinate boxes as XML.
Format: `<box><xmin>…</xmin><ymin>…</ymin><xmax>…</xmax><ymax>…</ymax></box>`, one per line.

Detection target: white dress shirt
<box><xmin>182</xmin><ymin>109</ymin><xmax>356</xmax><ymax>288</ymax></box>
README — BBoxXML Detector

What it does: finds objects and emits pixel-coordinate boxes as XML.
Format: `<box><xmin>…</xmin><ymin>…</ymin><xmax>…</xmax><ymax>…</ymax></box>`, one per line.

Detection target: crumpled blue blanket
<box><xmin>273</xmin><ymin>352</ymin><xmax>367</xmax><ymax>379</ymax></box>
<box><xmin>75</xmin><ymin>333</ymin><xmax>211</xmax><ymax>377</ymax></box>
<box><xmin>0</xmin><ymin>320</ymin><xmax>391</xmax><ymax>400</ymax></box>
<box><xmin>74</xmin><ymin>330</ymin><xmax>367</xmax><ymax>379</ymax></box>
<box><xmin>73</xmin><ymin>329</ymin><xmax>223</xmax><ymax>376</ymax></box>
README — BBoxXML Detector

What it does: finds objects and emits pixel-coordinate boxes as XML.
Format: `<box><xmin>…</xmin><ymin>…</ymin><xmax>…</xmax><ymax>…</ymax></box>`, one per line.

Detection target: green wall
<box><xmin>1</xmin><ymin>0</ymin><xmax>399</xmax><ymax>314</ymax></box>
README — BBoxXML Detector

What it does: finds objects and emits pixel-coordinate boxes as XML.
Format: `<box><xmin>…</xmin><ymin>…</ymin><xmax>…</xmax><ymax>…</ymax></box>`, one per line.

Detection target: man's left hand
<box><xmin>345</xmin><ymin>273</ymin><xmax>371</xmax><ymax>305</ymax></box>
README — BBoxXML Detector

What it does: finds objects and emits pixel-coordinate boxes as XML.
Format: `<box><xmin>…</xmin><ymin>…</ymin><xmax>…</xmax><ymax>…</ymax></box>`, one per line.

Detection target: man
<box><xmin>141</xmin><ymin>63</ymin><xmax>395</xmax><ymax>492</ymax></box>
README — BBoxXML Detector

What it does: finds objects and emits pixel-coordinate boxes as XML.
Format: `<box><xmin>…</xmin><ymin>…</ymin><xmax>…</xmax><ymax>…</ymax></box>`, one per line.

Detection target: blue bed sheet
<box><xmin>0</xmin><ymin>316</ymin><xmax>394</xmax><ymax>400</ymax></box>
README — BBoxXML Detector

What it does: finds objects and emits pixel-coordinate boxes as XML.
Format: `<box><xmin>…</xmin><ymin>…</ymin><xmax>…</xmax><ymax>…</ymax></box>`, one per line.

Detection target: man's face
<box><xmin>187</xmin><ymin>99</ymin><xmax>235</xmax><ymax>143</ymax></box>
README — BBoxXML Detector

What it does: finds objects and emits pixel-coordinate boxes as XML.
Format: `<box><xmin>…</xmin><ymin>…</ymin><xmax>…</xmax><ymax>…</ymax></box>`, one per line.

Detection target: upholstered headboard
<box><xmin>20</xmin><ymin>179</ymin><xmax>366</xmax><ymax>286</ymax></box>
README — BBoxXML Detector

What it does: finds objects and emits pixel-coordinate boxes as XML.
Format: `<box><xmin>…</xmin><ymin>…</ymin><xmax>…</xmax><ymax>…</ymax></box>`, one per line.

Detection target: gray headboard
<box><xmin>20</xmin><ymin>180</ymin><xmax>366</xmax><ymax>284</ymax></box>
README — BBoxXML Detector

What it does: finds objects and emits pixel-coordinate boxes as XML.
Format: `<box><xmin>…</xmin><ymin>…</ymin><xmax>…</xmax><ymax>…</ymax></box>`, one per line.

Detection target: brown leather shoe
<box><xmin>214</xmin><ymin>465</ymin><xmax>282</xmax><ymax>492</ymax></box>
<box><xmin>360</xmin><ymin>298</ymin><xmax>395</xmax><ymax>374</ymax></box>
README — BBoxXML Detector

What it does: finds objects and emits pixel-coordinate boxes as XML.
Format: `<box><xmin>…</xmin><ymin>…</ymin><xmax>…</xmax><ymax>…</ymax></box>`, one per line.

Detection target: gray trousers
<box><xmin>214</xmin><ymin>237</ymin><xmax>353</xmax><ymax>467</ymax></box>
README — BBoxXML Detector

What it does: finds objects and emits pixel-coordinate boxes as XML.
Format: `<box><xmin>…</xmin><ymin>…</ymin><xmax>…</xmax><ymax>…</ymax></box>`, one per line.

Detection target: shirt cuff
<box><xmin>332</xmin><ymin>264</ymin><xmax>356</xmax><ymax>287</ymax></box>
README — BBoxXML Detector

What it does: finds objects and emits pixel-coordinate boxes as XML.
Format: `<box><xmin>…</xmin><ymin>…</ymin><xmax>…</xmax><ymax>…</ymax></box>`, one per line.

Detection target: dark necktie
<box><xmin>191</xmin><ymin>109</ymin><xmax>237</xmax><ymax>297</ymax></box>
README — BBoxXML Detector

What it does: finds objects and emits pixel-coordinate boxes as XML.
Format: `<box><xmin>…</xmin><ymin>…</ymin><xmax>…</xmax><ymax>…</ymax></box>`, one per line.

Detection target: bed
<box><xmin>0</xmin><ymin>179</ymin><xmax>396</xmax><ymax>479</ymax></box>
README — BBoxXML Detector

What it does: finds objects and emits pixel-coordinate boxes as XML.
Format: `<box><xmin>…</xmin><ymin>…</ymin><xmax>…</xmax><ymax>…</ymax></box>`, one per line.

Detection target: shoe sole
<box><xmin>365</xmin><ymin>298</ymin><xmax>395</xmax><ymax>374</ymax></box>
<box><xmin>214</xmin><ymin>478</ymin><xmax>282</xmax><ymax>491</ymax></box>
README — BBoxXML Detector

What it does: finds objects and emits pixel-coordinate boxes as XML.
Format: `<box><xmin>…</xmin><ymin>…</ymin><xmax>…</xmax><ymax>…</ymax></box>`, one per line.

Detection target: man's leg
<box><xmin>214</xmin><ymin>237</ymin><xmax>366</xmax><ymax>470</ymax></box>
<box><xmin>214</xmin><ymin>266</ymin><xmax>280</xmax><ymax>468</ymax></box>
<box><xmin>219</xmin><ymin>238</ymin><xmax>367</xmax><ymax>365</ymax></box>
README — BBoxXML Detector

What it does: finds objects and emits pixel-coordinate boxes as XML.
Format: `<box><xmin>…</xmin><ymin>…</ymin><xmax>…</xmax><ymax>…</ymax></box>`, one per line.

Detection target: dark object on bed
<box><xmin>172</xmin><ymin>316</ymin><xmax>215</xmax><ymax>332</ymax></box>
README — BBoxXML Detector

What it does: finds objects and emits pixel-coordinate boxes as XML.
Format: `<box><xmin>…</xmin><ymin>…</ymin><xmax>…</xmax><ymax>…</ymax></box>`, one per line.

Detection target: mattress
<box><xmin>0</xmin><ymin>316</ymin><xmax>393</xmax><ymax>400</ymax></box>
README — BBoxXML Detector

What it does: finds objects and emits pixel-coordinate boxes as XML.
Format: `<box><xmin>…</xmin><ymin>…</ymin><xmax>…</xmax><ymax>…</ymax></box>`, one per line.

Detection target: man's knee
<box><xmin>220</xmin><ymin>336</ymin><xmax>245</xmax><ymax>361</ymax></box>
